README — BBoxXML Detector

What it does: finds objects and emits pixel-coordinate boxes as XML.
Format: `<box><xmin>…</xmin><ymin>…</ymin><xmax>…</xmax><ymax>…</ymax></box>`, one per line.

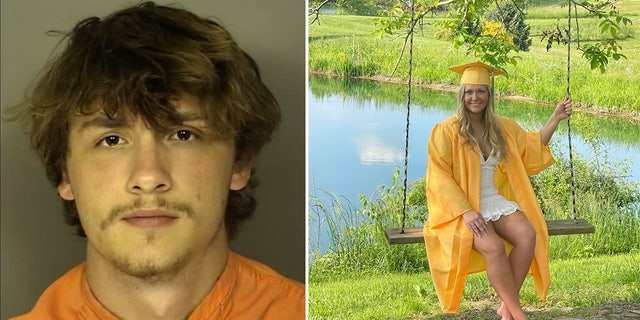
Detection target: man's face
<box><xmin>57</xmin><ymin>95</ymin><xmax>251</xmax><ymax>280</ymax></box>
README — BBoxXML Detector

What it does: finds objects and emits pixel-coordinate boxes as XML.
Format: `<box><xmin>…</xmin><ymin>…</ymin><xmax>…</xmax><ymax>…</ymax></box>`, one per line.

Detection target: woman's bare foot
<box><xmin>497</xmin><ymin>303</ymin><xmax>514</xmax><ymax>320</ymax></box>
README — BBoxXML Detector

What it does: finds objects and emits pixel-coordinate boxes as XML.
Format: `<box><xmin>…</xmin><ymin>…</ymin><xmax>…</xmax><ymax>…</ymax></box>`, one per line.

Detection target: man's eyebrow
<box><xmin>78</xmin><ymin>116</ymin><xmax>127</xmax><ymax>131</ymax></box>
<box><xmin>76</xmin><ymin>112</ymin><xmax>207</xmax><ymax>131</ymax></box>
<box><xmin>176</xmin><ymin>112</ymin><xmax>207</xmax><ymax>123</ymax></box>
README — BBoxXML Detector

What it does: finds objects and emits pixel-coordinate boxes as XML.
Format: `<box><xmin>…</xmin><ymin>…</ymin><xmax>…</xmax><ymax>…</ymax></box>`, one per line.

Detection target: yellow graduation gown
<box><xmin>424</xmin><ymin>115</ymin><xmax>554</xmax><ymax>313</ymax></box>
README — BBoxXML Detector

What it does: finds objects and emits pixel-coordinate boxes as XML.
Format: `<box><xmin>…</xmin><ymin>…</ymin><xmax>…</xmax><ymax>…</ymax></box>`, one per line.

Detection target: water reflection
<box><xmin>357</xmin><ymin>134</ymin><xmax>404</xmax><ymax>165</ymax></box>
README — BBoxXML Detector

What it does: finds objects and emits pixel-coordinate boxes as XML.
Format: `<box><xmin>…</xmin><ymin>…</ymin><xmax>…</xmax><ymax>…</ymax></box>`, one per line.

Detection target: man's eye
<box><xmin>173</xmin><ymin>130</ymin><xmax>197</xmax><ymax>141</ymax></box>
<box><xmin>99</xmin><ymin>135</ymin><xmax>122</xmax><ymax>146</ymax></box>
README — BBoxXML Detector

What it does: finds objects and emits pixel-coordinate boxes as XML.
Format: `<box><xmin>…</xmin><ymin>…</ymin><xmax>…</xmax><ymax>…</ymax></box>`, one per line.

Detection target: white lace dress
<box><xmin>480</xmin><ymin>151</ymin><xmax>521</xmax><ymax>221</ymax></box>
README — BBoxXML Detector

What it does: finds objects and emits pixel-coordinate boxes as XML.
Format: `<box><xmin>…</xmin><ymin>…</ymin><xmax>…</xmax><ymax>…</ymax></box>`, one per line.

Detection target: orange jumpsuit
<box><xmin>12</xmin><ymin>251</ymin><xmax>305</xmax><ymax>319</ymax></box>
<box><xmin>424</xmin><ymin>115</ymin><xmax>554</xmax><ymax>313</ymax></box>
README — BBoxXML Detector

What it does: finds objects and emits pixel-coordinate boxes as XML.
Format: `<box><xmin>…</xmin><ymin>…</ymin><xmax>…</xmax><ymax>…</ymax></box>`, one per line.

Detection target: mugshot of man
<box><xmin>0</xmin><ymin>1</ymin><xmax>305</xmax><ymax>319</ymax></box>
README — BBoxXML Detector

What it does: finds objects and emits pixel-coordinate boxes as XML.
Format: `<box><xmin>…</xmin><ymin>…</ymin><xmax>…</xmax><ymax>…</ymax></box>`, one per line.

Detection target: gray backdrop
<box><xmin>0</xmin><ymin>0</ymin><xmax>306</xmax><ymax>317</ymax></box>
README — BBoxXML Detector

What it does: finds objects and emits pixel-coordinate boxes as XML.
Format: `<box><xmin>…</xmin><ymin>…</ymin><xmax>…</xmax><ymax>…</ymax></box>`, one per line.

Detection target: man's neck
<box><xmin>84</xmin><ymin>234</ymin><xmax>228</xmax><ymax>320</ymax></box>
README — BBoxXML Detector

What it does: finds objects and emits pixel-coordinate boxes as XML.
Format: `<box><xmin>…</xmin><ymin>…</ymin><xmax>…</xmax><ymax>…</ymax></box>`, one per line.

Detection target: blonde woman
<box><xmin>424</xmin><ymin>61</ymin><xmax>572</xmax><ymax>320</ymax></box>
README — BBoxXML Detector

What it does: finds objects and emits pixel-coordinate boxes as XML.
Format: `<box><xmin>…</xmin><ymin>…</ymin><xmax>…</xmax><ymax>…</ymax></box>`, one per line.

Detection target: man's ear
<box><xmin>57</xmin><ymin>171</ymin><xmax>75</xmax><ymax>201</ymax></box>
<box><xmin>230</xmin><ymin>161</ymin><xmax>252</xmax><ymax>191</ymax></box>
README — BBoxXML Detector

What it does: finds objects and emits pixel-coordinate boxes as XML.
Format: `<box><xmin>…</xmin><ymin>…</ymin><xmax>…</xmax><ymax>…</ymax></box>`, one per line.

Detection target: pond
<box><xmin>308</xmin><ymin>74</ymin><xmax>640</xmax><ymax>255</ymax></box>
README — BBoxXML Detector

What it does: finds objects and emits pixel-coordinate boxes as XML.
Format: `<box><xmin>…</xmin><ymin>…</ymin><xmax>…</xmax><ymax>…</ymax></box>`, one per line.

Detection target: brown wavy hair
<box><xmin>11</xmin><ymin>2</ymin><xmax>280</xmax><ymax>238</ymax></box>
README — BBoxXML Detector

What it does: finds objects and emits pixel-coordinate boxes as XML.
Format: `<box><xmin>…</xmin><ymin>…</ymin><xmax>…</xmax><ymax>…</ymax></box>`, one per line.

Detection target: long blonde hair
<box><xmin>456</xmin><ymin>84</ymin><xmax>507</xmax><ymax>161</ymax></box>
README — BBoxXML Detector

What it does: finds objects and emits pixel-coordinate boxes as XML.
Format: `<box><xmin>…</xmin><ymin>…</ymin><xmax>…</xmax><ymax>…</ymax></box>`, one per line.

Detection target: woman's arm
<box><xmin>540</xmin><ymin>97</ymin><xmax>572</xmax><ymax>145</ymax></box>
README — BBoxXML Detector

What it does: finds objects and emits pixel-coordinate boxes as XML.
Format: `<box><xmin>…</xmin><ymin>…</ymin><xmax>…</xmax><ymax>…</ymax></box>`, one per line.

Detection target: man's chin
<box><xmin>111</xmin><ymin>254</ymin><xmax>190</xmax><ymax>283</ymax></box>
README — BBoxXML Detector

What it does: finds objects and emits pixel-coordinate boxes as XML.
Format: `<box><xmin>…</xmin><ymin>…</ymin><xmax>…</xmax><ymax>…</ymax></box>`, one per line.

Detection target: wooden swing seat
<box><xmin>385</xmin><ymin>218</ymin><xmax>595</xmax><ymax>245</ymax></box>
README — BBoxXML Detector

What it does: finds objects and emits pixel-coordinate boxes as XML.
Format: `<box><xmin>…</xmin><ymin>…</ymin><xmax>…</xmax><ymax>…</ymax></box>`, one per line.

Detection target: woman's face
<box><xmin>463</xmin><ymin>84</ymin><xmax>489</xmax><ymax>116</ymax></box>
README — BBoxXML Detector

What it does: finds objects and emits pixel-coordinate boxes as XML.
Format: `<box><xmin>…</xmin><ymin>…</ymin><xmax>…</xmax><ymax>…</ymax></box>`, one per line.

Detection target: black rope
<box><xmin>400</xmin><ymin>0</ymin><xmax>416</xmax><ymax>234</ymax></box>
<box><xmin>567</xmin><ymin>0</ymin><xmax>578</xmax><ymax>222</ymax></box>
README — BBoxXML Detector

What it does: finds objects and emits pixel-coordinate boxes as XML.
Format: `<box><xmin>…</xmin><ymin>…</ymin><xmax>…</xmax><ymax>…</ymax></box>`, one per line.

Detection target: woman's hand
<box><xmin>553</xmin><ymin>97</ymin><xmax>572</xmax><ymax>122</ymax></box>
<box><xmin>462</xmin><ymin>210</ymin><xmax>488</xmax><ymax>238</ymax></box>
<box><xmin>541</xmin><ymin>97</ymin><xmax>573</xmax><ymax>145</ymax></box>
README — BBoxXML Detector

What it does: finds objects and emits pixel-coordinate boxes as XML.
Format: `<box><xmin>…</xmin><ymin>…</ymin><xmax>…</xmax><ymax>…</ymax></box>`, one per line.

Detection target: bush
<box><xmin>309</xmin><ymin>170</ymin><xmax>429</xmax><ymax>283</ymax></box>
<box><xmin>487</xmin><ymin>1</ymin><xmax>532</xmax><ymax>51</ymax></box>
<box><xmin>531</xmin><ymin>141</ymin><xmax>640</xmax><ymax>258</ymax></box>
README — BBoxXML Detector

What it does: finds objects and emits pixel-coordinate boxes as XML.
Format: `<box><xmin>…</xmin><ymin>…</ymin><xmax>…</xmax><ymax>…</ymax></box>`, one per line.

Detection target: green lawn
<box><xmin>309</xmin><ymin>253</ymin><xmax>640</xmax><ymax>319</ymax></box>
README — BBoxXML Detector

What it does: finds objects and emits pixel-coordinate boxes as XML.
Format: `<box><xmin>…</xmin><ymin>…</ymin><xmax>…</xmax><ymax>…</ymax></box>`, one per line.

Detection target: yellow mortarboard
<box><xmin>449</xmin><ymin>61</ymin><xmax>505</xmax><ymax>85</ymax></box>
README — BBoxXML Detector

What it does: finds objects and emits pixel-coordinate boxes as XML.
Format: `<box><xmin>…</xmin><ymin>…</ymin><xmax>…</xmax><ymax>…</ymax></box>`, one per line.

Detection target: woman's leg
<box><xmin>494</xmin><ymin>211</ymin><xmax>536</xmax><ymax>292</ymax></box>
<box><xmin>472</xmin><ymin>223</ymin><xmax>527</xmax><ymax>320</ymax></box>
<box><xmin>492</xmin><ymin>211</ymin><xmax>536</xmax><ymax>319</ymax></box>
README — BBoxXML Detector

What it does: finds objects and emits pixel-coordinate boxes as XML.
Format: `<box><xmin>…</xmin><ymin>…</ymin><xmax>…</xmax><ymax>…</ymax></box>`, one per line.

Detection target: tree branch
<box><xmin>309</xmin><ymin>0</ymin><xmax>335</xmax><ymax>25</ymax></box>
<box><xmin>388</xmin><ymin>0</ymin><xmax>455</xmax><ymax>78</ymax></box>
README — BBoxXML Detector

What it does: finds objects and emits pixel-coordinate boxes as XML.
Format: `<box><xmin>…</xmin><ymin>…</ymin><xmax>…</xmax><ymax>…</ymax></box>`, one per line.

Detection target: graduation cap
<box><xmin>449</xmin><ymin>61</ymin><xmax>505</xmax><ymax>86</ymax></box>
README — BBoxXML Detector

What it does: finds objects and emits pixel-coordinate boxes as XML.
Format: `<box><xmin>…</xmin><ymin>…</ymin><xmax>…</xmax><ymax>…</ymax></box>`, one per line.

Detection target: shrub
<box><xmin>487</xmin><ymin>1</ymin><xmax>532</xmax><ymax>51</ymax></box>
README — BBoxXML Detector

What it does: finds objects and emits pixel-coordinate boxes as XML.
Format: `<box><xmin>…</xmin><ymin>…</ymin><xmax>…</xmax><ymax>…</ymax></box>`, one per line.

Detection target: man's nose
<box><xmin>126</xmin><ymin>137</ymin><xmax>172</xmax><ymax>194</ymax></box>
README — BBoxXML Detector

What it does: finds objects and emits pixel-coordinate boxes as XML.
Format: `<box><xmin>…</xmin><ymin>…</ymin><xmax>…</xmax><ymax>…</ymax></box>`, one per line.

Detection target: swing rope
<box><xmin>566</xmin><ymin>0</ymin><xmax>578</xmax><ymax>222</ymax></box>
<box><xmin>400</xmin><ymin>0</ymin><xmax>416</xmax><ymax>234</ymax></box>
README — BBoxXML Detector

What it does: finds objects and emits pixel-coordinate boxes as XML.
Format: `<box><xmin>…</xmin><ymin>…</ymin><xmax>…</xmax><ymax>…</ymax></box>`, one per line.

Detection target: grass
<box><xmin>308</xmin><ymin>0</ymin><xmax>640</xmax><ymax>113</ymax></box>
<box><xmin>309</xmin><ymin>253</ymin><xmax>640</xmax><ymax>319</ymax></box>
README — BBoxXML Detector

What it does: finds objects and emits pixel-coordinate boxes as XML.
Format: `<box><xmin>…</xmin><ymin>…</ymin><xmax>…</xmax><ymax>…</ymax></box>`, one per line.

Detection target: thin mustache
<box><xmin>103</xmin><ymin>198</ymin><xmax>194</xmax><ymax>228</ymax></box>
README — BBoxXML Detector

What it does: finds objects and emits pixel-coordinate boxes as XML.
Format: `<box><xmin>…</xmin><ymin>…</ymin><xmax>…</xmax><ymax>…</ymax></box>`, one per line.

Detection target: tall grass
<box><xmin>308</xmin><ymin>1</ymin><xmax>640</xmax><ymax>113</ymax></box>
<box><xmin>309</xmin><ymin>172</ymin><xmax>430</xmax><ymax>282</ymax></box>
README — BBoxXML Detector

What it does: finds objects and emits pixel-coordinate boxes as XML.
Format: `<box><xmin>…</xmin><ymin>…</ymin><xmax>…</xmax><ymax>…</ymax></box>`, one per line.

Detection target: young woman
<box><xmin>424</xmin><ymin>61</ymin><xmax>572</xmax><ymax>320</ymax></box>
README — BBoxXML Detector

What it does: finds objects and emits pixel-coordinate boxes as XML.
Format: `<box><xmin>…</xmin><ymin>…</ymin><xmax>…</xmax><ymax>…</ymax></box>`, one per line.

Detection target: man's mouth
<box><xmin>122</xmin><ymin>209</ymin><xmax>178</xmax><ymax>228</ymax></box>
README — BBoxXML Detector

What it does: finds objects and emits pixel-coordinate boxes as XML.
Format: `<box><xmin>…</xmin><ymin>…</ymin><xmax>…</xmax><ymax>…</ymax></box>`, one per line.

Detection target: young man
<box><xmin>6</xmin><ymin>2</ymin><xmax>304</xmax><ymax>319</ymax></box>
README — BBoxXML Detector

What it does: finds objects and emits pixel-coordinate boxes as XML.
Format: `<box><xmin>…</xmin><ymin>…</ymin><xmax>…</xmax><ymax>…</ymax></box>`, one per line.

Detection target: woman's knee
<box><xmin>497</xmin><ymin>211</ymin><xmax>536</xmax><ymax>246</ymax></box>
<box><xmin>474</xmin><ymin>236</ymin><xmax>508</xmax><ymax>259</ymax></box>
<box><xmin>513</xmin><ymin>220</ymin><xmax>536</xmax><ymax>248</ymax></box>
